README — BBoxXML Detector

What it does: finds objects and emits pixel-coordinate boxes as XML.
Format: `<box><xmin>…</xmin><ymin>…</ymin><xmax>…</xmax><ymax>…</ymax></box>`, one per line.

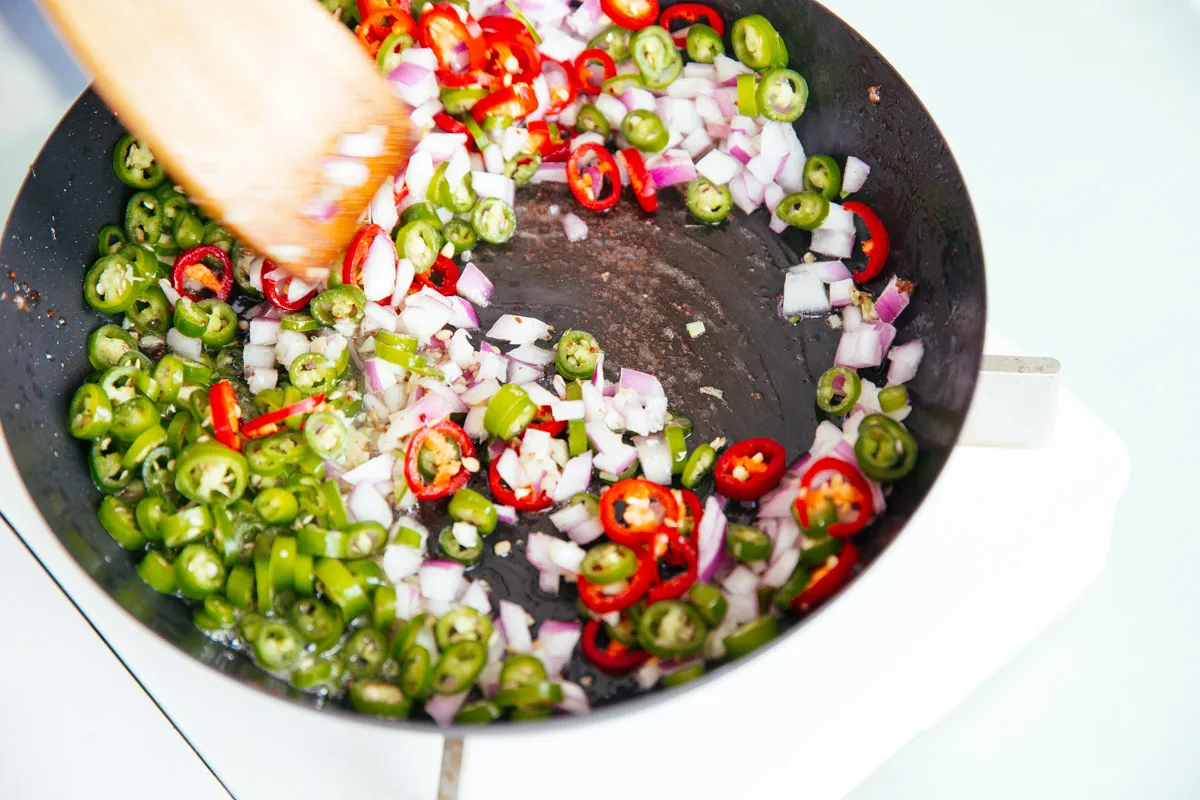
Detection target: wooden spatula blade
<box><xmin>40</xmin><ymin>0</ymin><xmax>414</xmax><ymax>280</ymax></box>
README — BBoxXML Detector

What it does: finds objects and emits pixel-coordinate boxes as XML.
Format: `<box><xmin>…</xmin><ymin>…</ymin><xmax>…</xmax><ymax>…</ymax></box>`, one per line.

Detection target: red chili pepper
<box><xmin>394</xmin><ymin>180</ymin><xmax>410</xmax><ymax>208</ymax></box>
<box><xmin>577</xmin><ymin>549</ymin><xmax>655</xmax><ymax>613</ymax></box>
<box><xmin>434</xmin><ymin>113</ymin><xmax>470</xmax><ymax>136</ymax></box>
<box><xmin>485</xmin><ymin>31</ymin><xmax>543</xmax><ymax>86</ymax></box>
<box><xmin>525</xmin><ymin>121</ymin><xmax>571</xmax><ymax>162</ymax></box>
<box><xmin>263</xmin><ymin>260</ymin><xmax>317</xmax><ymax>312</ymax></box>
<box><xmin>574</xmin><ymin>49</ymin><xmax>616</xmax><ymax>95</ymax></box>
<box><xmin>541</xmin><ymin>59</ymin><xmax>577</xmax><ymax>115</ymax></box>
<box><xmin>645</xmin><ymin>529</ymin><xmax>697</xmax><ymax>604</ymax></box>
<box><xmin>657</xmin><ymin>3</ymin><xmax>725</xmax><ymax>47</ymax></box>
<box><xmin>471</xmin><ymin>82</ymin><xmax>539</xmax><ymax>125</ymax></box>
<box><xmin>842</xmin><ymin>201</ymin><xmax>890</xmax><ymax>284</ymax></box>
<box><xmin>209</xmin><ymin>381</ymin><xmax>242</xmax><ymax>452</ymax></box>
<box><xmin>405</xmin><ymin>420</ymin><xmax>475</xmax><ymax>502</ymax></box>
<box><xmin>418</xmin><ymin>4</ymin><xmax>488</xmax><ymax>76</ymax></box>
<box><xmin>581</xmin><ymin>619</ymin><xmax>651</xmax><ymax>673</ymax></box>
<box><xmin>793</xmin><ymin>541</ymin><xmax>860</xmax><ymax>611</ymax></box>
<box><xmin>488</xmin><ymin>449</ymin><xmax>554</xmax><ymax>512</ymax></box>
<box><xmin>356</xmin><ymin>6</ymin><xmax>418</xmax><ymax>56</ymax></box>
<box><xmin>713</xmin><ymin>437</ymin><xmax>787</xmax><ymax>502</ymax></box>
<box><xmin>793</xmin><ymin>457</ymin><xmax>874</xmax><ymax>538</ymax></box>
<box><xmin>616</xmin><ymin>148</ymin><xmax>658</xmax><ymax>213</ymax></box>
<box><xmin>526</xmin><ymin>405</ymin><xmax>567</xmax><ymax>437</ymax></box>
<box><xmin>478</xmin><ymin>14</ymin><xmax>532</xmax><ymax>39</ymax></box>
<box><xmin>599</xmin><ymin>478</ymin><xmax>679</xmax><ymax>547</ymax></box>
<box><xmin>663</xmin><ymin>488</ymin><xmax>702</xmax><ymax>565</ymax></box>
<box><xmin>413</xmin><ymin>254</ymin><xmax>460</xmax><ymax>296</ymax></box>
<box><xmin>341</xmin><ymin>223</ymin><xmax>385</xmax><ymax>289</ymax></box>
<box><xmin>436</xmin><ymin>69</ymin><xmax>498</xmax><ymax>88</ymax></box>
<box><xmin>242</xmin><ymin>394</ymin><xmax>326</xmax><ymax>440</ymax></box>
<box><xmin>600</xmin><ymin>0</ymin><xmax>659</xmax><ymax>30</ymax></box>
<box><xmin>567</xmin><ymin>143</ymin><xmax>621</xmax><ymax>211</ymax></box>
<box><xmin>172</xmin><ymin>245</ymin><xmax>233</xmax><ymax>303</ymax></box>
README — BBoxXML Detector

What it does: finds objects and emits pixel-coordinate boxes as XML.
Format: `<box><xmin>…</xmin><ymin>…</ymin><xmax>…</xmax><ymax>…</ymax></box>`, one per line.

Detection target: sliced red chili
<box><xmin>616</xmin><ymin>148</ymin><xmax>658</xmax><ymax>213</ymax></box>
<box><xmin>341</xmin><ymin>223</ymin><xmax>385</xmax><ymax>288</ymax></box>
<box><xmin>581</xmin><ymin>619</ymin><xmax>651</xmax><ymax>673</ymax></box>
<box><xmin>577</xmin><ymin>549</ymin><xmax>655</xmax><ymax>614</ymax></box>
<box><xmin>658</xmin><ymin>3</ymin><xmax>725</xmax><ymax>47</ymax></box>
<box><xmin>478</xmin><ymin>15</ymin><xmax>532</xmax><ymax>39</ymax></box>
<box><xmin>242</xmin><ymin>394</ymin><xmax>326</xmax><ymax>440</ymax></box>
<box><xmin>405</xmin><ymin>420</ymin><xmax>475</xmax><ymax>502</ymax></box>
<box><xmin>488</xmin><ymin>448</ymin><xmax>554</xmax><ymax>512</ymax></box>
<box><xmin>394</xmin><ymin>180</ymin><xmax>410</xmax><ymax>208</ymax></box>
<box><xmin>172</xmin><ymin>245</ymin><xmax>233</xmax><ymax>303</ymax></box>
<box><xmin>645</xmin><ymin>529</ymin><xmax>697</xmax><ymax>604</ymax></box>
<box><xmin>793</xmin><ymin>541</ymin><xmax>860</xmax><ymax>611</ymax></box>
<box><xmin>209</xmin><ymin>380</ymin><xmax>242</xmax><ymax>452</ymax></box>
<box><xmin>471</xmin><ymin>82</ymin><xmax>539</xmax><ymax>124</ymax></box>
<box><xmin>843</xmin><ymin>201</ymin><xmax>890</xmax><ymax>284</ymax></box>
<box><xmin>567</xmin><ymin>143</ymin><xmax>621</xmax><ymax>211</ymax></box>
<box><xmin>574</xmin><ymin>49</ymin><xmax>616</xmax><ymax>95</ymax></box>
<box><xmin>418</xmin><ymin>4</ymin><xmax>487</xmax><ymax>77</ymax></box>
<box><xmin>485</xmin><ymin>32</ymin><xmax>543</xmax><ymax>86</ymax></box>
<box><xmin>263</xmin><ymin>261</ymin><xmax>318</xmax><ymax>312</ymax></box>
<box><xmin>436</xmin><ymin>69</ymin><xmax>498</xmax><ymax>88</ymax></box>
<box><xmin>525</xmin><ymin>121</ymin><xmax>571</xmax><ymax>162</ymax></box>
<box><xmin>793</xmin><ymin>457</ymin><xmax>874</xmax><ymax>538</ymax></box>
<box><xmin>356</xmin><ymin>6</ymin><xmax>418</xmax><ymax>56</ymax></box>
<box><xmin>527</xmin><ymin>405</ymin><xmax>567</xmax><ymax>437</ymax></box>
<box><xmin>713</xmin><ymin>437</ymin><xmax>787</xmax><ymax>502</ymax></box>
<box><xmin>434</xmin><ymin>113</ymin><xmax>470</xmax><ymax>136</ymax></box>
<box><xmin>413</xmin><ymin>254</ymin><xmax>460</xmax><ymax>296</ymax></box>
<box><xmin>663</xmin><ymin>488</ymin><xmax>702</xmax><ymax>565</ymax></box>
<box><xmin>541</xmin><ymin>59</ymin><xmax>577</xmax><ymax>116</ymax></box>
<box><xmin>600</xmin><ymin>0</ymin><xmax>659</xmax><ymax>30</ymax></box>
<box><xmin>599</xmin><ymin>478</ymin><xmax>679</xmax><ymax>547</ymax></box>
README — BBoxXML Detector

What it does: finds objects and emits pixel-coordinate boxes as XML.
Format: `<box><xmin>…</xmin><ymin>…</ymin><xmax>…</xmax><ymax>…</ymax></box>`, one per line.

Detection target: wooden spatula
<box><xmin>40</xmin><ymin>0</ymin><xmax>414</xmax><ymax>281</ymax></box>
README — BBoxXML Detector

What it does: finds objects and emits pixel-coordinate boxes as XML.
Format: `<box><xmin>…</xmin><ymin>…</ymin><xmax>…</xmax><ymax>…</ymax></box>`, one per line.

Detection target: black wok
<box><xmin>0</xmin><ymin>0</ymin><xmax>985</xmax><ymax>731</ymax></box>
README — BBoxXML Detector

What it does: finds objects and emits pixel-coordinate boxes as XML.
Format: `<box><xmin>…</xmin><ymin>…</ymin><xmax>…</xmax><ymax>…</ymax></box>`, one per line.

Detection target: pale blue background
<box><xmin>1</xmin><ymin>0</ymin><xmax>1196</xmax><ymax>796</ymax></box>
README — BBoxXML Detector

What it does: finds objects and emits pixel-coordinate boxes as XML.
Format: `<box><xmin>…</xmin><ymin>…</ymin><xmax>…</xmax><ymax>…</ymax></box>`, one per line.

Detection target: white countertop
<box><xmin>3</xmin><ymin>0</ymin><xmax>1193</xmax><ymax>797</ymax></box>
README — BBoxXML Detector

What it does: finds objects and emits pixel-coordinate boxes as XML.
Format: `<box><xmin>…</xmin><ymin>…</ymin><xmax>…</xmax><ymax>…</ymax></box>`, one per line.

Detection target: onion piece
<box><xmin>697</xmin><ymin>496</ymin><xmax>728</xmax><ymax>582</ymax></box>
<box><xmin>552</xmin><ymin>451</ymin><xmax>594</xmax><ymax>503</ymax></box>
<box><xmin>780</xmin><ymin>269</ymin><xmax>830</xmax><ymax>317</ymax></box>
<box><xmin>418</xmin><ymin>560</ymin><xmax>466</xmax><ymax>602</ymax></box>
<box><xmin>247</xmin><ymin>368</ymin><xmax>277</xmax><ymax>395</ymax></box>
<box><xmin>486</xmin><ymin>314</ymin><xmax>550</xmax><ymax>345</ymax></box>
<box><xmin>695</xmin><ymin>149</ymin><xmax>739</xmax><ymax>185</ymax></box>
<box><xmin>166</xmin><ymin>328</ymin><xmax>202</xmax><ymax>360</ymax></box>
<box><xmin>361</xmin><ymin>233</ymin><xmax>398</xmax><ymax>302</ymax></box>
<box><xmin>343</xmin><ymin>453</ymin><xmax>395</xmax><ymax>486</ymax></box>
<box><xmin>842</xmin><ymin>155</ymin><xmax>871</xmax><ymax>194</ymax></box>
<box><xmin>874</xmin><ymin>275</ymin><xmax>914</xmax><ymax>324</ymax></box>
<box><xmin>248</xmin><ymin>317</ymin><xmax>280</xmax><ymax>346</ymax></box>
<box><xmin>456</xmin><ymin>263</ymin><xmax>493</xmax><ymax>307</ymax></box>
<box><xmin>834</xmin><ymin>326</ymin><xmax>884</xmax><ymax>369</ymax></box>
<box><xmin>645</xmin><ymin>149</ymin><xmax>697</xmax><ymax>187</ymax></box>
<box><xmin>887</xmin><ymin>339</ymin><xmax>925</xmax><ymax>385</ymax></box>
<box><xmin>632</xmin><ymin>433</ymin><xmax>672</xmax><ymax>485</ymax></box>
<box><xmin>562</xmin><ymin>212</ymin><xmax>589</xmax><ymax>242</ymax></box>
<box><xmin>810</xmin><ymin>228</ymin><xmax>855</xmax><ymax>259</ymax></box>
<box><xmin>566</xmin><ymin>517</ymin><xmax>605</xmax><ymax>545</ymax></box>
<box><xmin>508</xmin><ymin>344</ymin><xmax>555</xmax><ymax>367</ymax></box>
<box><xmin>348</xmin><ymin>482</ymin><xmax>392</xmax><ymax>529</ymax></box>
<box><xmin>426</xmin><ymin>692</ymin><xmax>468</xmax><ymax>728</ymax></box>
<box><xmin>829</xmin><ymin>278</ymin><xmax>855</xmax><ymax>307</ymax></box>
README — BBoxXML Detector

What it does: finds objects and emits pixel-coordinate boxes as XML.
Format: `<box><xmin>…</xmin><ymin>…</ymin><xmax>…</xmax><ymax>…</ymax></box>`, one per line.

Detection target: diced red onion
<box><xmin>810</xmin><ymin>228</ymin><xmax>855</xmax><ymax>259</ymax></box>
<box><xmin>531</xmin><ymin>162</ymin><xmax>569</xmax><ymax>183</ymax></box>
<box><xmin>729</xmin><ymin>115</ymin><xmax>758</xmax><ymax>136</ymax></box>
<box><xmin>683</xmin><ymin>62</ymin><xmax>717</xmax><ymax>80</ymax></box>
<box><xmin>592</xmin><ymin>92</ymin><xmax>627</xmax><ymax>129</ymax></box>
<box><xmin>364</xmin><ymin>357</ymin><xmax>397</xmax><ymax>393</ymax></box>
<box><xmin>762</xmin><ymin>547</ymin><xmax>800</xmax><ymax>588</ymax></box>
<box><xmin>507</xmin><ymin>344</ymin><xmax>554</xmax><ymax>367</ymax></box>
<box><xmin>729</xmin><ymin>174</ymin><xmax>758</xmax><ymax>215</ymax></box>
<box><xmin>486</xmin><ymin>314</ymin><xmax>550</xmax><ymax>345</ymax></box>
<box><xmin>548</xmin><ymin>538</ymin><xmax>585</xmax><ymax>574</ymax></box>
<box><xmin>418</xmin><ymin>560</ymin><xmax>466</xmax><ymax>602</ymax></box>
<box><xmin>775</xmin><ymin>126</ymin><xmax>807</xmax><ymax>193</ymax></box>
<box><xmin>799</xmin><ymin>260</ymin><xmax>853</xmax><ymax>283</ymax></box>
<box><xmin>742</xmin><ymin>170</ymin><xmax>766</xmax><ymax>205</ymax></box>
<box><xmin>714</xmin><ymin>54</ymin><xmax>753</xmax><ymax>84</ymax></box>
<box><xmin>441</xmin><ymin>295</ymin><xmax>478</xmax><ymax>330</ymax></box>
<box><xmin>447</xmin><ymin>328</ymin><xmax>473</xmax><ymax>369</ymax></box>
<box><xmin>834</xmin><ymin>326</ymin><xmax>884</xmax><ymax>369</ymax></box>
<box><xmin>343</xmin><ymin>453</ymin><xmax>394</xmax><ymax>486</ymax></box>
<box><xmin>725</xmin><ymin>131</ymin><xmax>757</xmax><ymax>164</ymax></box>
<box><xmin>757</xmin><ymin>479</ymin><xmax>799</xmax><ymax>519</ymax></box>
<box><xmin>388</xmin><ymin>62</ymin><xmax>439</xmax><ymax>108</ymax></box>
<box><xmin>385</xmin><ymin>391</ymin><xmax>456</xmax><ymax>441</ymax></box>
<box><xmin>780</xmin><ymin>269</ymin><xmax>830</xmax><ymax>317</ymax></box>
<box><xmin>580</xmin><ymin>381</ymin><xmax>607</xmax><ymax>422</ymax></box>
<box><xmin>618</xmin><ymin>367</ymin><xmax>663</xmax><ymax>398</ymax></box>
<box><xmin>723</xmin><ymin>564</ymin><xmax>759</xmax><ymax>595</ymax></box>
<box><xmin>368</xmin><ymin>176</ymin><xmax>399</xmax><ymax>233</ymax></box>
<box><xmin>506</xmin><ymin>361</ymin><xmax>540</xmax><ymax>385</ymax></box>
<box><xmin>829</xmin><ymin>278</ymin><xmax>855</xmax><ymax>307</ymax></box>
<box><xmin>538</xmin><ymin>619</ymin><xmax>582</xmax><ymax>675</ymax></box>
<box><xmin>359</xmin><ymin>233</ymin><xmax>397</xmax><ymax>303</ymax></box>
<box><xmin>494</xmin><ymin>503</ymin><xmax>517</xmax><ymax>526</ymax></box>
<box><xmin>563</xmin><ymin>517</ymin><xmax>602</xmax><ymax>545</ymax></box>
<box><xmin>681</xmin><ymin>127</ymin><xmax>714</xmax><ymax>160</ymax></box>
<box><xmin>414</xmin><ymin>132</ymin><xmax>469</xmax><ymax>164</ymax></box>
<box><xmin>645</xmin><ymin>149</ymin><xmax>697</xmax><ymax>187</ymax></box>
<box><xmin>247</xmin><ymin>368</ymin><xmax>277</xmax><ymax>395</ymax></box>
<box><xmin>158</xmin><ymin>277</ymin><xmax>181</xmax><ymax>306</ymax></box>
<box><xmin>696</xmin><ymin>149</ymin><xmax>739</xmax><ymax>185</ymax></box>
<box><xmin>391</xmin><ymin>581</ymin><xmax>423</xmax><ymax>620</ymax></box>
<box><xmin>363</xmin><ymin>302</ymin><xmax>399</xmax><ymax>334</ymax></box>
<box><xmin>820</xmin><ymin>202</ymin><xmax>856</xmax><ymax>234</ymax></box>
<box><xmin>842</xmin><ymin>155</ymin><xmax>871</xmax><ymax>194</ymax></box>
<box><xmin>635</xmin><ymin>660</ymin><xmax>662</xmax><ymax>689</ymax></box>
<box><xmin>562</xmin><ymin>212</ymin><xmax>589</xmax><ymax>242</ymax></box>
<box><xmin>425</xmin><ymin>692</ymin><xmax>468</xmax><ymax>728</ymax></box>
<box><xmin>450</xmin><ymin>264</ymin><xmax>491</xmax><ymax>311</ymax></box>
<box><xmin>537</xmin><ymin>26</ymin><xmax>587</xmax><ymax>61</ymax></box>
<box><xmin>621</xmin><ymin>87</ymin><xmax>657</xmax><ymax>112</ymax></box>
<box><xmin>399</xmin><ymin>46</ymin><xmax>438</xmax><ymax>71</ymax></box>
<box><xmin>697</xmin><ymin>495</ymin><xmax>728</xmax><ymax>582</ymax></box>
<box><xmin>632</xmin><ymin>433</ymin><xmax>672</xmax><ymax>485</ymax></box>
<box><xmin>863</xmin><ymin>319</ymin><xmax>897</xmax><ymax>354</ymax></box>
<box><xmin>874</xmin><ymin>275</ymin><xmax>913</xmax><ymax>324</ymax></box>
<box><xmin>167</xmin><ymin>328</ymin><xmax>202</xmax><ymax>360</ymax></box>
<box><xmin>248</xmin><ymin>317</ymin><xmax>280</xmax><ymax>346</ymax></box>
<box><xmin>724</xmin><ymin>591</ymin><xmax>758</xmax><ymax>624</ymax></box>
<box><xmin>549</xmin><ymin>400</ymin><xmax>585</xmax><ymax>421</ymax></box>
<box><xmin>842</xmin><ymin>305</ymin><xmax>863</xmax><ymax>332</ymax></box>
<box><xmin>666</xmin><ymin>76</ymin><xmax>715</xmax><ymax>99</ymax></box>
<box><xmin>887</xmin><ymin>339</ymin><xmax>925</xmax><ymax>385</ymax></box>
<box><xmin>348</xmin><ymin>482</ymin><xmax>392</xmax><ymax>528</ymax></box>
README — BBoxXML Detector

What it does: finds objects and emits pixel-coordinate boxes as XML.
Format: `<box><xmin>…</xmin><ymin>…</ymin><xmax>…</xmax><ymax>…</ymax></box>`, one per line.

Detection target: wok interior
<box><xmin>0</xmin><ymin>0</ymin><xmax>985</xmax><ymax>727</ymax></box>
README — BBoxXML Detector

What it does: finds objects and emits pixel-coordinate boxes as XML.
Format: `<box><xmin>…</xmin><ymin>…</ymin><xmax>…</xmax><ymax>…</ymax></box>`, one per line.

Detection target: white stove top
<box><xmin>0</xmin><ymin>330</ymin><xmax>1129</xmax><ymax>800</ymax></box>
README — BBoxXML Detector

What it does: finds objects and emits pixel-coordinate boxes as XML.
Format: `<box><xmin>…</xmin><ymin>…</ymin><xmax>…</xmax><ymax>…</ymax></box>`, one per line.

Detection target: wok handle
<box><xmin>959</xmin><ymin>355</ymin><xmax>1061</xmax><ymax>448</ymax></box>
<box><xmin>438</xmin><ymin>737</ymin><xmax>464</xmax><ymax>800</ymax></box>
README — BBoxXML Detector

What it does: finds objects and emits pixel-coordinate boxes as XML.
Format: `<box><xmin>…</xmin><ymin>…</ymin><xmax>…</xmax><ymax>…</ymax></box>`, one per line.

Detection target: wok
<box><xmin>0</xmin><ymin>0</ymin><xmax>985</xmax><ymax>731</ymax></box>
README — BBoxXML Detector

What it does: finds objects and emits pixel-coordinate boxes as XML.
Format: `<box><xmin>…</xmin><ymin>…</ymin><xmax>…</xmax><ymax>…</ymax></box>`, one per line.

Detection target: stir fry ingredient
<box><xmin>70</xmin><ymin>0</ymin><xmax>927</xmax><ymax>727</ymax></box>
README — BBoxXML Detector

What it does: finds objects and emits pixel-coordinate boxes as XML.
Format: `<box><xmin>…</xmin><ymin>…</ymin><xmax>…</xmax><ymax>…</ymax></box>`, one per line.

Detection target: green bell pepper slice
<box><xmin>484</xmin><ymin>383</ymin><xmax>537</xmax><ymax>440</ymax></box>
<box><xmin>448</xmin><ymin>488</ymin><xmax>498</xmax><ymax>535</ymax></box>
<box><xmin>113</xmin><ymin>134</ymin><xmax>165</xmax><ymax>189</ymax></box>
<box><xmin>98</xmin><ymin>496</ymin><xmax>147</xmax><ymax>550</ymax></box>
<box><xmin>631</xmin><ymin>26</ymin><xmax>682</xmax><ymax>90</ymax></box>
<box><xmin>471</xmin><ymin>197</ymin><xmax>516</xmax><ymax>244</ymax></box>
<box><xmin>174</xmin><ymin>441</ymin><xmax>249</xmax><ymax>504</ymax></box>
<box><xmin>685</xmin><ymin>177</ymin><xmax>732</xmax><ymax>224</ymax></box>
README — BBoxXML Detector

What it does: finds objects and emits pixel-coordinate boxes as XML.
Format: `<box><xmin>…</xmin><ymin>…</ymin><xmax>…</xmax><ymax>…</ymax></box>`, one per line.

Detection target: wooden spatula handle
<box><xmin>40</xmin><ymin>0</ymin><xmax>412</xmax><ymax>280</ymax></box>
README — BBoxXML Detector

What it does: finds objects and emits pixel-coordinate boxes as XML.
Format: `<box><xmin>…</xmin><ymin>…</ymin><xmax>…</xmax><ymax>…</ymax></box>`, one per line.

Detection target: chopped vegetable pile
<box><xmin>71</xmin><ymin>0</ymin><xmax>926</xmax><ymax>726</ymax></box>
